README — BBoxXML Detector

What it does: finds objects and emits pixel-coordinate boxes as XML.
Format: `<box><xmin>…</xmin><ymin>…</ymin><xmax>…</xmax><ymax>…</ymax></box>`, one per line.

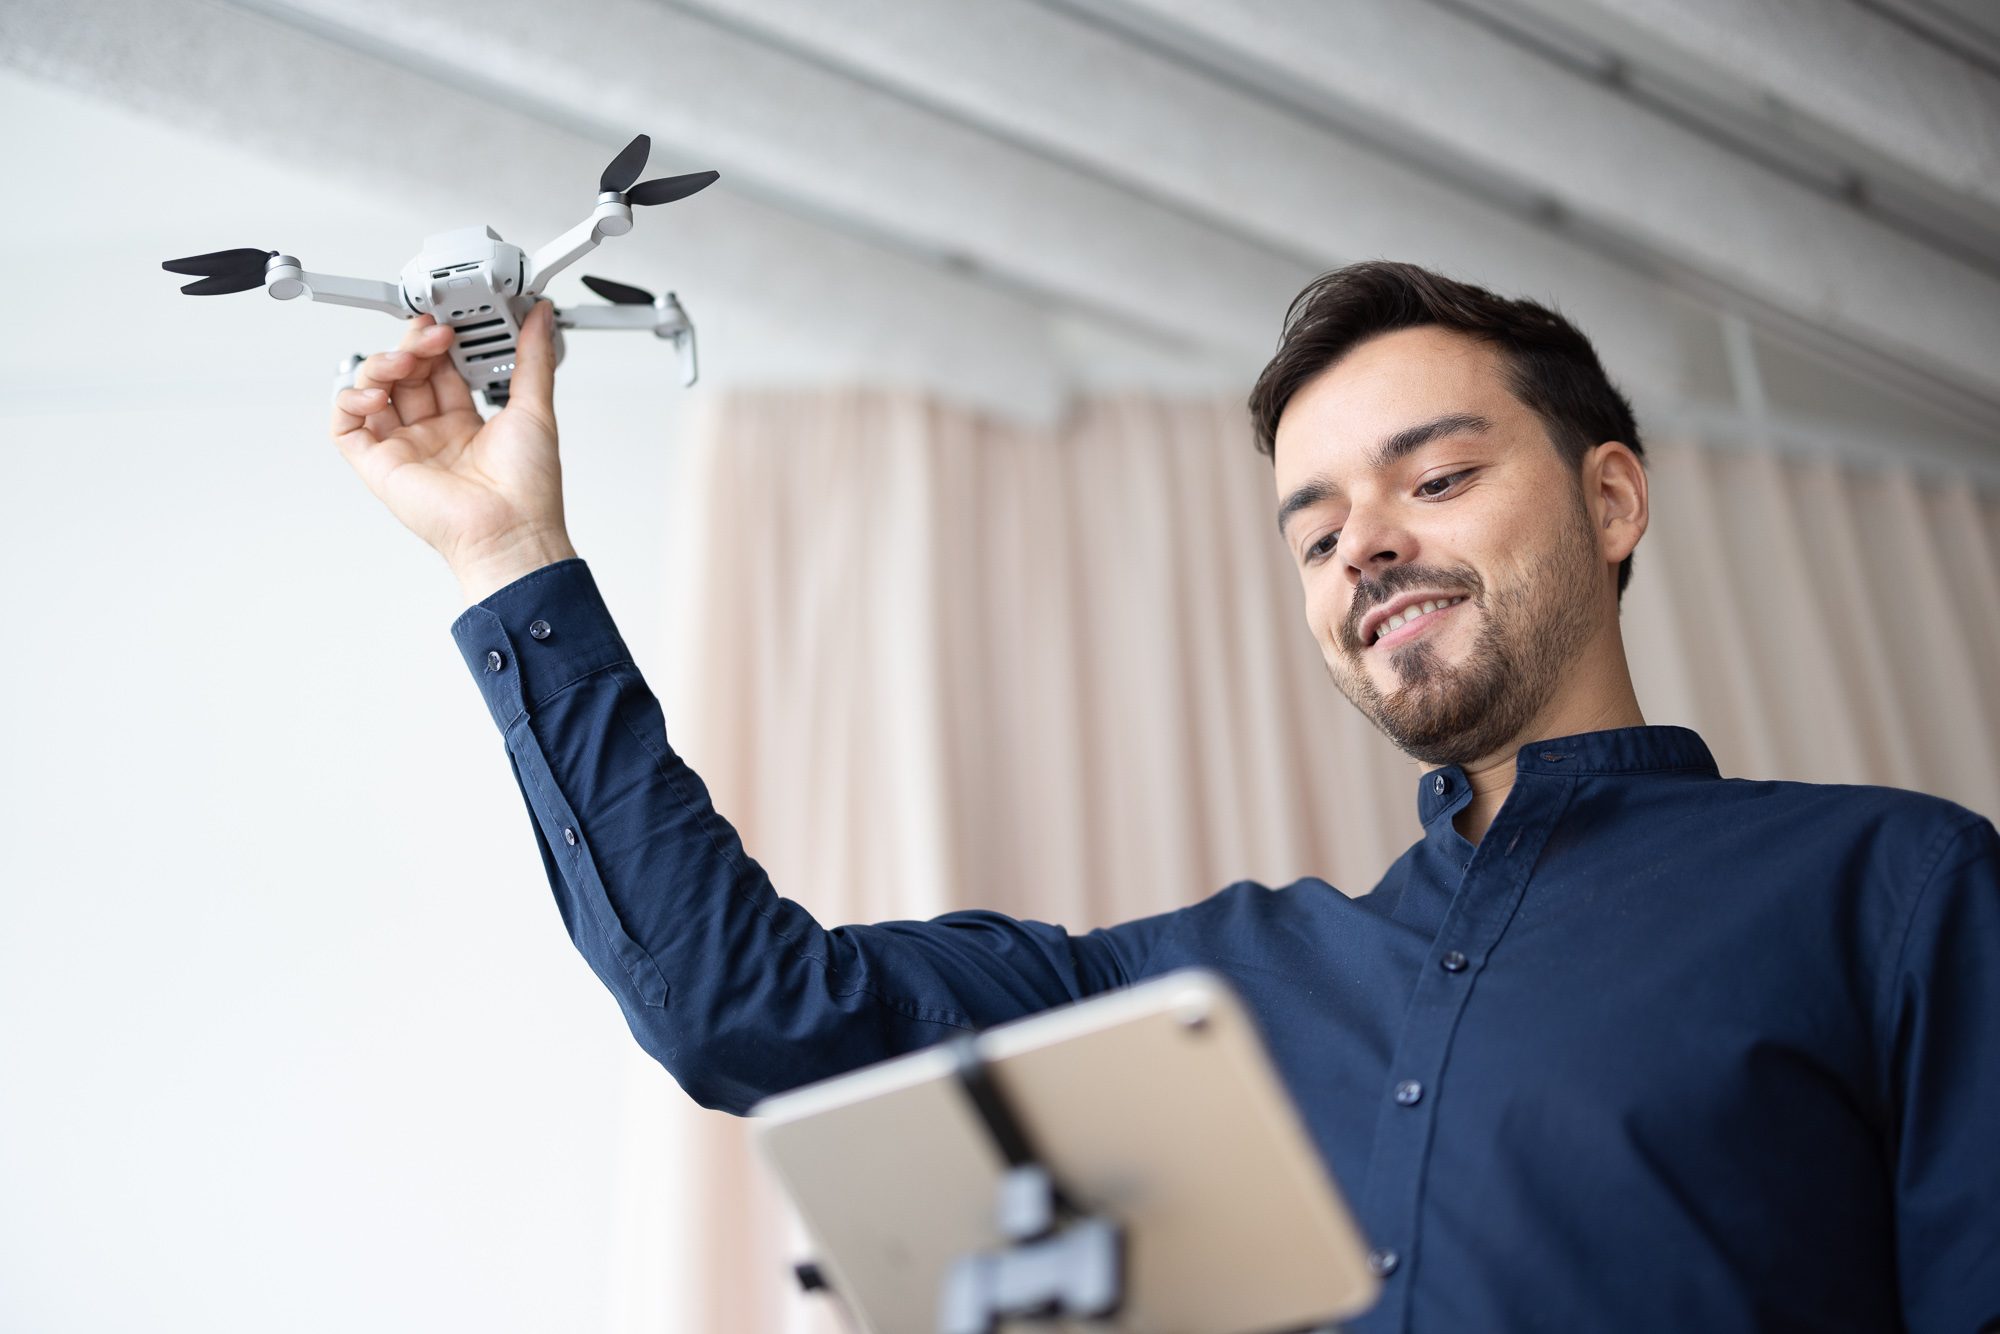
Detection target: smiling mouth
<box><xmin>1367</xmin><ymin>596</ymin><xmax>1468</xmax><ymax>650</ymax></box>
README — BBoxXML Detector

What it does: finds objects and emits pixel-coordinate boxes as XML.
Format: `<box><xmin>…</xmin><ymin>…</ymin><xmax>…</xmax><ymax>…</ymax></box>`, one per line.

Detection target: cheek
<box><xmin>1306</xmin><ymin>585</ymin><xmax>1353</xmax><ymax>653</ymax></box>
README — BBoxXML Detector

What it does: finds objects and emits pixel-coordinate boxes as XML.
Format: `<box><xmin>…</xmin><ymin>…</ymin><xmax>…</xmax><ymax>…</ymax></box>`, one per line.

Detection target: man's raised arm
<box><xmin>329</xmin><ymin>304</ymin><xmax>1165</xmax><ymax>1111</ymax></box>
<box><xmin>448</xmin><ymin>556</ymin><xmax>1157</xmax><ymax>1110</ymax></box>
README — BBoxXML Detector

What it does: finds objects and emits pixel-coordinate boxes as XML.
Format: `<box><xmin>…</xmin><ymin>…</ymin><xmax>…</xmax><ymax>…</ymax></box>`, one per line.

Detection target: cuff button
<box><xmin>485</xmin><ymin>649</ymin><xmax>504</xmax><ymax>672</ymax></box>
<box><xmin>529</xmin><ymin>619</ymin><xmax>552</xmax><ymax>640</ymax></box>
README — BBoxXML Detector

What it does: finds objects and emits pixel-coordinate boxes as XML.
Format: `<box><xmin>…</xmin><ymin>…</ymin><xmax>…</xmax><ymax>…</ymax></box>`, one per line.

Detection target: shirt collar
<box><xmin>1416</xmin><ymin>725</ymin><xmax>1719</xmax><ymax>825</ymax></box>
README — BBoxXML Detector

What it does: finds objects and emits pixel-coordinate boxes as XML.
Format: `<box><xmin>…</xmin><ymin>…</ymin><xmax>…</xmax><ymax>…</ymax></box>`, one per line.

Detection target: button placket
<box><xmin>1356</xmin><ymin>770</ymin><xmax>1577</xmax><ymax>1330</ymax></box>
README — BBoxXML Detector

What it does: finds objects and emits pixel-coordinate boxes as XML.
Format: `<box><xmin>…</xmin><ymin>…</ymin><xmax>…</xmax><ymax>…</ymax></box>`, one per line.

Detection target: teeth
<box><xmin>1373</xmin><ymin>596</ymin><xmax>1464</xmax><ymax>643</ymax></box>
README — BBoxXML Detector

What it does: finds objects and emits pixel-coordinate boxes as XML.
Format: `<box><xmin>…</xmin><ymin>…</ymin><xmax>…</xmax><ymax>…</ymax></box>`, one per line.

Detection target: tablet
<box><xmin>751</xmin><ymin>969</ymin><xmax>1378</xmax><ymax>1333</ymax></box>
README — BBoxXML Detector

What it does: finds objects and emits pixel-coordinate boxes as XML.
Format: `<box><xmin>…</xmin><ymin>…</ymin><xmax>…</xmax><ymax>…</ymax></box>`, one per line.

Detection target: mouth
<box><xmin>1363</xmin><ymin>595</ymin><xmax>1469</xmax><ymax>652</ymax></box>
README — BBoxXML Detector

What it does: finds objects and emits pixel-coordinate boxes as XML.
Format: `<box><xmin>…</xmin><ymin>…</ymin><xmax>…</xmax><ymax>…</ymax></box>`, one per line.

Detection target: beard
<box><xmin>1328</xmin><ymin>488</ymin><xmax>1602</xmax><ymax>767</ymax></box>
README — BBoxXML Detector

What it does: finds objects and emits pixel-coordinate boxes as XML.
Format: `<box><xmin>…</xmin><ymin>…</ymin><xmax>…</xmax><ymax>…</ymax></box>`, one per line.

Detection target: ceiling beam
<box><xmin>668</xmin><ymin>0</ymin><xmax>1705</xmax><ymax>403</ymax></box>
<box><xmin>232</xmin><ymin>0</ymin><xmax>1321</xmax><ymax>371</ymax></box>
<box><xmin>1065</xmin><ymin>0</ymin><xmax>2000</xmax><ymax>418</ymax></box>
<box><xmin>1465</xmin><ymin>0</ymin><xmax>2000</xmax><ymax>236</ymax></box>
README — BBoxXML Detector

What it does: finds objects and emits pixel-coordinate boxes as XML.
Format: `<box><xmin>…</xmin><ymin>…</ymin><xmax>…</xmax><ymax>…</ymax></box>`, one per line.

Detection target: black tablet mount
<box><xmin>791</xmin><ymin>1033</ymin><xmax>1126</xmax><ymax>1332</ymax></box>
<box><xmin>935</xmin><ymin>1034</ymin><xmax>1126</xmax><ymax>1333</ymax></box>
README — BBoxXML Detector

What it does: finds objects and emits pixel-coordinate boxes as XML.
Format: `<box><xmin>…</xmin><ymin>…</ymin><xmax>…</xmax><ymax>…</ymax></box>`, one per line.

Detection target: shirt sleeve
<box><xmin>1880</xmin><ymin>811</ymin><xmax>2000</xmax><ymax>1333</ymax></box>
<box><xmin>448</xmin><ymin>558</ymin><xmax>1170</xmax><ymax>1114</ymax></box>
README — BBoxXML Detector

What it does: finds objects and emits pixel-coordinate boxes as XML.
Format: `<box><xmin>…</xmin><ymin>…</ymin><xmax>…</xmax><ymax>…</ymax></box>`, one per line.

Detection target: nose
<box><xmin>1339</xmin><ymin>501</ymin><xmax>1416</xmax><ymax>584</ymax></box>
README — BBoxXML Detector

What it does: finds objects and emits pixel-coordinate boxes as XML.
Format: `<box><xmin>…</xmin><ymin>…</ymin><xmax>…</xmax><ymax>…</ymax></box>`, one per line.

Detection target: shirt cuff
<box><xmin>448</xmin><ymin>557</ymin><xmax>634</xmax><ymax>732</ymax></box>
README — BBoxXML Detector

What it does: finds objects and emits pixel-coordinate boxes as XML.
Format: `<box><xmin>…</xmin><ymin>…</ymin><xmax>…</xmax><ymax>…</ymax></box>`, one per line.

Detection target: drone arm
<box><xmin>553</xmin><ymin>305</ymin><xmax>657</xmax><ymax>330</ymax></box>
<box><xmin>282</xmin><ymin>268</ymin><xmax>413</xmax><ymax>318</ymax></box>
<box><xmin>270</xmin><ymin>268</ymin><xmax>410</xmax><ymax>320</ymax></box>
<box><xmin>524</xmin><ymin>198</ymin><xmax>634</xmax><ymax>298</ymax></box>
<box><xmin>555</xmin><ymin>298</ymin><xmax>696</xmax><ymax>387</ymax></box>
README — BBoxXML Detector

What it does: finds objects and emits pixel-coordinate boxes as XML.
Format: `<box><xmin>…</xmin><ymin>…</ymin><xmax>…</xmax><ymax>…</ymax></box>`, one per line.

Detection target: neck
<box><xmin>1441</xmin><ymin>630</ymin><xmax>1645</xmax><ymax>845</ymax></box>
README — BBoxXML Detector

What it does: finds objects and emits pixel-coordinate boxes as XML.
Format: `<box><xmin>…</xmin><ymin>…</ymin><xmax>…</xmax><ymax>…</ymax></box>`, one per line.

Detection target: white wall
<box><xmin>0</xmin><ymin>69</ymin><xmax>701</xmax><ymax>1333</ymax></box>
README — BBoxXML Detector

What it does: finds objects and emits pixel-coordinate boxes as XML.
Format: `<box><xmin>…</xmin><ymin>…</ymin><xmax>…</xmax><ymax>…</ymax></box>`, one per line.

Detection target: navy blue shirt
<box><xmin>452</xmin><ymin>559</ymin><xmax>1999</xmax><ymax>1333</ymax></box>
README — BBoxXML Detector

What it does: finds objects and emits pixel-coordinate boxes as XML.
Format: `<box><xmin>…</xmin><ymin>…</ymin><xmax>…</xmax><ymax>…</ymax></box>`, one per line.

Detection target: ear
<box><xmin>1586</xmin><ymin>441</ymin><xmax>1648</xmax><ymax>569</ymax></box>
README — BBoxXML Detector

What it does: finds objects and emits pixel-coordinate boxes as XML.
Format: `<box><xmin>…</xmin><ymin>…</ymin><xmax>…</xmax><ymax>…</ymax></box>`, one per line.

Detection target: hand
<box><xmin>329</xmin><ymin>300</ymin><xmax>577</xmax><ymax>600</ymax></box>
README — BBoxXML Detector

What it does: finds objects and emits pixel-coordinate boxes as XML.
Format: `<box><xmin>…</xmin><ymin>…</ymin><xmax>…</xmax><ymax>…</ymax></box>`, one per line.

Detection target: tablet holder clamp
<box><xmin>936</xmin><ymin>1034</ymin><xmax>1126</xmax><ymax>1334</ymax></box>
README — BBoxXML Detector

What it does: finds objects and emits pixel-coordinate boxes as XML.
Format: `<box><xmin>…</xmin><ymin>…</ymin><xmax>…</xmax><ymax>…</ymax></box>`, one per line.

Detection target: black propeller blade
<box><xmin>627</xmin><ymin>170</ymin><xmax>719</xmax><ymax>207</ymax></box>
<box><xmin>597</xmin><ymin>132</ymin><xmax>720</xmax><ymax>205</ymax></box>
<box><xmin>161</xmin><ymin>247</ymin><xmax>277</xmax><ymax>296</ymax></box>
<box><xmin>581</xmin><ymin>275</ymin><xmax>656</xmax><ymax>306</ymax></box>
<box><xmin>600</xmin><ymin>133</ymin><xmax>652</xmax><ymax>195</ymax></box>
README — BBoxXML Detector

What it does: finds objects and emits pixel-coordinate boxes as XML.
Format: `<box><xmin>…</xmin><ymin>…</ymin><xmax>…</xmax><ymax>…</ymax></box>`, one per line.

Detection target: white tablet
<box><xmin>751</xmin><ymin>969</ymin><xmax>1378</xmax><ymax>1333</ymax></box>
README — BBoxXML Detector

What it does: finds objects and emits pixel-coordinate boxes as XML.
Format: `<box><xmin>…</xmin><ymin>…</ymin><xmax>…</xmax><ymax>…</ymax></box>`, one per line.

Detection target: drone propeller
<box><xmin>628</xmin><ymin>170</ymin><xmax>719</xmax><ymax>207</ymax></box>
<box><xmin>596</xmin><ymin>133</ymin><xmax>720</xmax><ymax>206</ymax></box>
<box><xmin>599</xmin><ymin>134</ymin><xmax>653</xmax><ymax>194</ymax></box>
<box><xmin>161</xmin><ymin>247</ymin><xmax>277</xmax><ymax>296</ymax></box>
<box><xmin>581</xmin><ymin>274</ymin><xmax>657</xmax><ymax>306</ymax></box>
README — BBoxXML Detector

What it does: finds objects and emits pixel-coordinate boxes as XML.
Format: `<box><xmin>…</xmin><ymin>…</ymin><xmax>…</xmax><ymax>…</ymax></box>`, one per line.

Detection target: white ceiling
<box><xmin>6</xmin><ymin>0</ymin><xmax>1998</xmax><ymax>466</ymax></box>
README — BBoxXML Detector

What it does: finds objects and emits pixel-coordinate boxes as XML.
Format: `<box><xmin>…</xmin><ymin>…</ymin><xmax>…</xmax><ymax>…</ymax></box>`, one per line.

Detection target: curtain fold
<box><xmin>623</xmin><ymin>387</ymin><xmax>1999</xmax><ymax>1332</ymax></box>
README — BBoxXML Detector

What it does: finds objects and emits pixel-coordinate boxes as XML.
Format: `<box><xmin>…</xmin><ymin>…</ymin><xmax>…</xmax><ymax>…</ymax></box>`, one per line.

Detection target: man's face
<box><xmin>1272</xmin><ymin>326</ymin><xmax>1608</xmax><ymax>767</ymax></box>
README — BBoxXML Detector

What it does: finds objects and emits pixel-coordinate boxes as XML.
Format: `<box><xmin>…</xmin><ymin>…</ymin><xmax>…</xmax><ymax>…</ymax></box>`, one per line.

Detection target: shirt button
<box><xmin>1440</xmin><ymin>950</ymin><xmax>1468</xmax><ymax>973</ymax></box>
<box><xmin>1432</xmin><ymin>774</ymin><xmax>1446</xmax><ymax>796</ymax></box>
<box><xmin>1394</xmin><ymin>1079</ymin><xmax>1423</xmax><ymax>1106</ymax></box>
<box><xmin>529</xmin><ymin>619</ymin><xmax>552</xmax><ymax>640</ymax></box>
<box><xmin>485</xmin><ymin>649</ymin><xmax>503</xmax><ymax>672</ymax></box>
<box><xmin>1367</xmin><ymin>1248</ymin><xmax>1399</xmax><ymax>1277</ymax></box>
<box><xmin>563</xmin><ymin>826</ymin><xmax>578</xmax><ymax>847</ymax></box>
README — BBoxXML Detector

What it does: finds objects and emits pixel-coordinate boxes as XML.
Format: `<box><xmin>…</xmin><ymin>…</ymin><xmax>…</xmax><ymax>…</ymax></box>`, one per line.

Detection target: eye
<box><xmin>1303</xmin><ymin>470</ymin><xmax>1476</xmax><ymax>565</ymax></box>
<box><xmin>1418</xmin><ymin>469</ymin><xmax>1475</xmax><ymax>498</ymax></box>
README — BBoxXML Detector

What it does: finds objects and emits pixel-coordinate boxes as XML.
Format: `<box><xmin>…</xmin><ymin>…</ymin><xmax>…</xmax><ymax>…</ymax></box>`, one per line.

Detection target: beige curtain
<box><xmin>613</xmin><ymin>388</ymin><xmax>2000</xmax><ymax>1332</ymax></box>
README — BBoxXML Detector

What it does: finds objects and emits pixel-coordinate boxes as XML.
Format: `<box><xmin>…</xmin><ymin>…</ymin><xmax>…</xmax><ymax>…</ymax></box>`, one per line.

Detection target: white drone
<box><xmin>162</xmin><ymin>133</ymin><xmax>717</xmax><ymax>408</ymax></box>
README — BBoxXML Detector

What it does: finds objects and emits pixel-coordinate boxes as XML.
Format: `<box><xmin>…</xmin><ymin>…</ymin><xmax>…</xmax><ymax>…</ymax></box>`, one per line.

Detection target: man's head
<box><xmin>1249</xmin><ymin>261</ymin><xmax>1649</xmax><ymax>767</ymax></box>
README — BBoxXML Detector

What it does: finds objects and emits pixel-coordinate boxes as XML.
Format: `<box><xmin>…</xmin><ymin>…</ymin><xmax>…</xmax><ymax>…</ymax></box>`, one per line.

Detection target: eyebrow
<box><xmin>1275</xmin><ymin>411</ymin><xmax>1496</xmax><ymax>542</ymax></box>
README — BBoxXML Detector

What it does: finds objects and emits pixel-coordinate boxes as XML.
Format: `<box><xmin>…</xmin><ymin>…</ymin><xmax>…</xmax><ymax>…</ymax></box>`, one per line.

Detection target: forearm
<box><xmin>450</xmin><ymin>559</ymin><xmax>1142</xmax><ymax>1112</ymax></box>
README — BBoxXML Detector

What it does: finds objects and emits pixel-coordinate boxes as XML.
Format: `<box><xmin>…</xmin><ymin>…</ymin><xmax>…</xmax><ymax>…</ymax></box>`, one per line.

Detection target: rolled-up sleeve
<box><xmin>1880</xmin><ymin>813</ymin><xmax>2000</xmax><ymax>1332</ymax></box>
<box><xmin>450</xmin><ymin>558</ymin><xmax>1161</xmax><ymax>1113</ymax></box>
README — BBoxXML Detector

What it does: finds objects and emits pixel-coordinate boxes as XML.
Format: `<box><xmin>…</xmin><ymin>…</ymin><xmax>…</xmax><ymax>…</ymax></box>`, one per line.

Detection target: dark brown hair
<box><xmin>1248</xmin><ymin>260</ymin><xmax>1645</xmax><ymax>599</ymax></box>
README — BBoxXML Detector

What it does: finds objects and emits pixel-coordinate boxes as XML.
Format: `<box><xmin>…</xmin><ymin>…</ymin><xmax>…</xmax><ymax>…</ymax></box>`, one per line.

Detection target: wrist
<box><xmin>453</xmin><ymin>530</ymin><xmax>579</xmax><ymax>606</ymax></box>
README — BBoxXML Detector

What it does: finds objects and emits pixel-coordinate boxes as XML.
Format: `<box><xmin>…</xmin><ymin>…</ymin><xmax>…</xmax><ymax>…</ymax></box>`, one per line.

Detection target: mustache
<box><xmin>1345</xmin><ymin>565</ymin><xmax>1482</xmax><ymax>648</ymax></box>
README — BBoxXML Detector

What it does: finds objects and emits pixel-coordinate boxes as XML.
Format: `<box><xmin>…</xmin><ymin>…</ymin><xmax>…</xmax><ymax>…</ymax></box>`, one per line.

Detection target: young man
<box><xmin>331</xmin><ymin>261</ymin><xmax>1998</xmax><ymax>1332</ymax></box>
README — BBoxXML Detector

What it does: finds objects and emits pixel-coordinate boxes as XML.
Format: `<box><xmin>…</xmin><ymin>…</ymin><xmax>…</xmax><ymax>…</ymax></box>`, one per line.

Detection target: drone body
<box><xmin>162</xmin><ymin>134</ymin><xmax>717</xmax><ymax>409</ymax></box>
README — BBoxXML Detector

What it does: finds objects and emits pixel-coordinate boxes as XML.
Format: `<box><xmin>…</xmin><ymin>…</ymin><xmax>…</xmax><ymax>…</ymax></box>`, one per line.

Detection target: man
<box><xmin>331</xmin><ymin>261</ymin><xmax>1998</xmax><ymax>1331</ymax></box>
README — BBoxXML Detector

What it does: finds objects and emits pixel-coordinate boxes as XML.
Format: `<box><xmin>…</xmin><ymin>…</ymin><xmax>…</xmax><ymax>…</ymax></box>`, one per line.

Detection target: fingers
<box><xmin>427</xmin><ymin>338</ymin><xmax>476</xmax><ymax>416</ymax></box>
<box><xmin>508</xmin><ymin>300</ymin><xmax>558</xmax><ymax>427</ymax></box>
<box><xmin>329</xmin><ymin>315</ymin><xmax>449</xmax><ymax>459</ymax></box>
<box><xmin>379</xmin><ymin>319</ymin><xmax>457</xmax><ymax>424</ymax></box>
<box><xmin>341</xmin><ymin>318</ymin><xmax>453</xmax><ymax>429</ymax></box>
<box><xmin>328</xmin><ymin>392</ymin><xmax>373</xmax><ymax>452</ymax></box>
<box><xmin>330</xmin><ymin>380</ymin><xmax>396</xmax><ymax>450</ymax></box>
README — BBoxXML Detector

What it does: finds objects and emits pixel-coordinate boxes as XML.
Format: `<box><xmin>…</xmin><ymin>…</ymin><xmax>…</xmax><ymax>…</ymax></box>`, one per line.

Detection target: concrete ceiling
<box><xmin>6</xmin><ymin>0</ymin><xmax>1998</xmax><ymax>461</ymax></box>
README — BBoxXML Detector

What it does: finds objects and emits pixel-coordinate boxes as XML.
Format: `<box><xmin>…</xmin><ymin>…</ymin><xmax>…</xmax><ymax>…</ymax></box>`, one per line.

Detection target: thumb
<box><xmin>510</xmin><ymin>298</ymin><xmax>558</xmax><ymax>424</ymax></box>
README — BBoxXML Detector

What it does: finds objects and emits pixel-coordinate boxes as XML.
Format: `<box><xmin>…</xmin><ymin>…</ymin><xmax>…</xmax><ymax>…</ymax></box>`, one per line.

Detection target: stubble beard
<box><xmin>1328</xmin><ymin>491</ymin><xmax>1603</xmax><ymax>767</ymax></box>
